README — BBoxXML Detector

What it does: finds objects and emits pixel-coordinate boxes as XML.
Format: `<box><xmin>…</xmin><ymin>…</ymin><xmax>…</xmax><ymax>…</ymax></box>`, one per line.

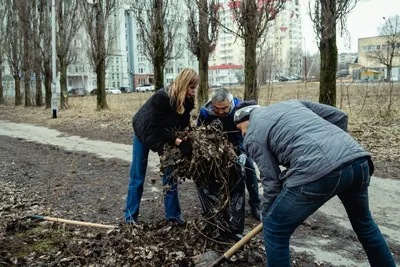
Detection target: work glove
<box><xmin>178</xmin><ymin>140</ymin><xmax>193</xmax><ymax>158</ymax></box>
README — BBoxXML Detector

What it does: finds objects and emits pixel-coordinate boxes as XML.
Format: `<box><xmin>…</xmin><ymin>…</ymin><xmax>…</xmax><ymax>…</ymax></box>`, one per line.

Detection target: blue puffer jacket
<box><xmin>197</xmin><ymin>98</ymin><xmax>243</xmax><ymax>149</ymax></box>
<box><xmin>243</xmin><ymin>100</ymin><xmax>372</xmax><ymax>213</ymax></box>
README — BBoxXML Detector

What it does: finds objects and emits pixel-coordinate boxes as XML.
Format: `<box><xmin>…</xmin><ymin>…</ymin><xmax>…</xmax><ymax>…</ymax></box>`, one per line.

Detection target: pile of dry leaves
<box><xmin>160</xmin><ymin>122</ymin><xmax>246</xmax><ymax>238</ymax></box>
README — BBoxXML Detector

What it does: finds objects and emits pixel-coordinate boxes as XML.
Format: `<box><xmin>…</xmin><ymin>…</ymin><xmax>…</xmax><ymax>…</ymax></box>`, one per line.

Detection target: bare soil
<box><xmin>0</xmin><ymin>135</ymin><xmax>357</xmax><ymax>267</ymax></box>
<box><xmin>1</xmin><ymin>83</ymin><xmax>399</xmax><ymax>266</ymax></box>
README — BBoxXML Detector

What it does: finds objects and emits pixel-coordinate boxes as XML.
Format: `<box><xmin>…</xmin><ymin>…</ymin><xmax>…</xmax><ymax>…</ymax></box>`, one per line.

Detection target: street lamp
<box><xmin>51</xmin><ymin>0</ymin><xmax>58</xmax><ymax>118</ymax></box>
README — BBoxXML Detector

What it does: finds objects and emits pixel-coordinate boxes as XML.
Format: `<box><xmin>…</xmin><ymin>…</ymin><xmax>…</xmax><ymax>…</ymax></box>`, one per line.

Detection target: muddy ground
<box><xmin>0</xmin><ymin>132</ymin><xmax>399</xmax><ymax>266</ymax></box>
<box><xmin>0</xmin><ymin>98</ymin><xmax>399</xmax><ymax>266</ymax></box>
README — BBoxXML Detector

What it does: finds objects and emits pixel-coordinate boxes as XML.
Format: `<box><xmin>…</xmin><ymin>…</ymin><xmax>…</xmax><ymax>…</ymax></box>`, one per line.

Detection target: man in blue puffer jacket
<box><xmin>197</xmin><ymin>87</ymin><xmax>261</xmax><ymax>220</ymax></box>
<box><xmin>233</xmin><ymin>100</ymin><xmax>395</xmax><ymax>267</ymax></box>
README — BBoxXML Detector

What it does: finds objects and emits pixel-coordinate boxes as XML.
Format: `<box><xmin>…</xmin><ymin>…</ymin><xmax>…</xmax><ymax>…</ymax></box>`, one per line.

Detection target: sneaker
<box><xmin>251</xmin><ymin>206</ymin><xmax>262</xmax><ymax>221</ymax></box>
<box><xmin>166</xmin><ymin>217</ymin><xmax>186</xmax><ymax>226</ymax></box>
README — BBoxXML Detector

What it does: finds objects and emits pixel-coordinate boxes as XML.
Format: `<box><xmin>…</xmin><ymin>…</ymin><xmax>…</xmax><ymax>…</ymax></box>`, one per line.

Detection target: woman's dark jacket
<box><xmin>132</xmin><ymin>88</ymin><xmax>194</xmax><ymax>153</ymax></box>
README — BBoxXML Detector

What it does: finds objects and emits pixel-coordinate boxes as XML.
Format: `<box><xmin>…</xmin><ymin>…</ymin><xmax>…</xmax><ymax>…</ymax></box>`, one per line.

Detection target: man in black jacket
<box><xmin>197</xmin><ymin>87</ymin><xmax>261</xmax><ymax>220</ymax></box>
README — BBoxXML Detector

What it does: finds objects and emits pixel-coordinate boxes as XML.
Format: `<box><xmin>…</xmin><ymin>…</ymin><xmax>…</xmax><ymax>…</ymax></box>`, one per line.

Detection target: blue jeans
<box><xmin>125</xmin><ymin>135</ymin><xmax>182</xmax><ymax>222</ymax></box>
<box><xmin>263</xmin><ymin>158</ymin><xmax>396</xmax><ymax>267</ymax></box>
<box><xmin>245</xmin><ymin>157</ymin><xmax>261</xmax><ymax>208</ymax></box>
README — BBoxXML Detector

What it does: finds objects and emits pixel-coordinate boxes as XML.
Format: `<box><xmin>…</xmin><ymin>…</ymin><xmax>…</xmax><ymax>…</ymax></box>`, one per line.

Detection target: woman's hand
<box><xmin>178</xmin><ymin>140</ymin><xmax>193</xmax><ymax>158</ymax></box>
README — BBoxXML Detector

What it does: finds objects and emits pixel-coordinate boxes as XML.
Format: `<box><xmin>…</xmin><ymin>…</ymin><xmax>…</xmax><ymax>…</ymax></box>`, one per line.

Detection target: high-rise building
<box><xmin>269</xmin><ymin>0</ymin><xmax>303</xmax><ymax>77</ymax></box>
<box><xmin>68</xmin><ymin>2</ymin><xmax>198</xmax><ymax>92</ymax></box>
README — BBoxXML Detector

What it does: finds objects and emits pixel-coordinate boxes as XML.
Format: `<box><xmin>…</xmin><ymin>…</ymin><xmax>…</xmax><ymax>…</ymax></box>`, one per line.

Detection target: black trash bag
<box><xmin>196</xmin><ymin>154</ymin><xmax>246</xmax><ymax>240</ymax></box>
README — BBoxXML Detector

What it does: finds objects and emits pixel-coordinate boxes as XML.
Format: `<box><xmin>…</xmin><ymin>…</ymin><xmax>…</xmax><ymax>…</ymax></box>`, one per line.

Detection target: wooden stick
<box><xmin>28</xmin><ymin>215</ymin><xmax>117</xmax><ymax>229</ymax></box>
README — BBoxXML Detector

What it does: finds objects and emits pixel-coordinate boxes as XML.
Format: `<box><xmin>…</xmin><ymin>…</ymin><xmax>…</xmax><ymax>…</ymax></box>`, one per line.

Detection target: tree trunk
<box><xmin>196</xmin><ymin>0</ymin><xmax>209</xmax><ymax>108</ymax></box>
<box><xmin>59</xmin><ymin>59</ymin><xmax>68</xmax><ymax>109</ymax></box>
<box><xmin>0</xmin><ymin>69</ymin><xmax>4</xmax><ymax>105</ymax></box>
<box><xmin>198</xmin><ymin>57</ymin><xmax>208</xmax><ymax>109</ymax></box>
<box><xmin>35</xmin><ymin>70</ymin><xmax>42</xmax><ymax>106</ymax></box>
<box><xmin>14</xmin><ymin>75</ymin><xmax>22</xmax><ymax>106</ymax></box>
<box><xmin>244</xmin><ymin>36</ymin><xmax>258</xmax><ymax>100</ymax></box>
<box><xmin>318</xmin><ymin>0</ymin><xmax>337</xmax><ymax>107</ymax></box>
<box><xmin>44</xmin><ymin>65</ymin><xmax>52</xmax><ymax>108</ymax></box>
<box><xmin>386</xmin><ymin>65</ymin><xmax>391</xmax><ymax>82</ymax></box>
<box><xmin>319</xmin><ymin>35</ymin><xmax>337</xmax><ymax>106</ymax></box>
<box><xmin>96</xmin><ymin>62</ymin><xmax>108</xmax><ymax>110</ymax></box>
<box><xmin>95</xmin><ymin>2</ymin><xmax>108</xmax><ymax>110</ymax></box>
<box><xmin>24</xmin><ymin>71</ymin><xmax>31</xmax><ymax>106</ymax></box>
<box><xmin>154</xmin><ymin>0</ymin><xmax>164</xmax><ymax>91</ymax></box>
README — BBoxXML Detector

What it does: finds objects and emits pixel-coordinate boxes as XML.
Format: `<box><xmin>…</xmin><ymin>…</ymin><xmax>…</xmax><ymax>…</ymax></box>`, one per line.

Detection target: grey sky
<box><xmin>300</xmin><ymin>0</ymin><xmax>400</xmax><ymax>54</ymax></box>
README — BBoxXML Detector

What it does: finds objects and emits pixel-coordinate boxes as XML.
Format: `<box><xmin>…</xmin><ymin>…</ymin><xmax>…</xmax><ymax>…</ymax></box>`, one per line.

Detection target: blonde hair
<box><xmin>168</xmin><ymin>68</ymin><xmax>199</xmax><ymax>114</ymax></box>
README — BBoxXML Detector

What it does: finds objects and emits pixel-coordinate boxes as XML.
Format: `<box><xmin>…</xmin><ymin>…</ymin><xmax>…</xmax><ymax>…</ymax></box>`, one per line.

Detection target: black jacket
<box><xmin>132</xmin><ymin>88</ymin><xmax>194</xmax><ymax>153</ymax></box>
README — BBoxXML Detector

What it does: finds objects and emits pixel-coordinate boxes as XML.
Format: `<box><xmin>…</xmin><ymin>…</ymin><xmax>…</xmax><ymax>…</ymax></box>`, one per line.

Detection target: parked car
<box><xmin>136</xmin><ymin>84</ymin><xmax>155</xmax><ymax>92</ymax></box>
<box><xmin>106</xmin><ymin>88</ymin><xmax>122</xmax><ymax>94</ymax></box>
<box><xmin>90</xmin><ymin>88</ymin><xmax>97</xmax><ymax>95</ymax></box>
<box><xmin>119</xmin><ymin>86</ymin><xmax>132</xmax><ymax>93</ymax></box>
<box><xmin>278</xmin><ymin>76</ymin><xmax>289</xmax><ymax>82</ymax></box>
<box><xmin>68</xmin><ymin>88</ymin><xmax>85</xmax><ymax>97</ymax></box>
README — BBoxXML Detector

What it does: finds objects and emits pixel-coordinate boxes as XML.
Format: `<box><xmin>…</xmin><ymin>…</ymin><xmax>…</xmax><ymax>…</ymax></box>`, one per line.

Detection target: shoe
<box><xmin>165</xmin><ymin>217</ymin><xmax>186</xmax><ymax>226</ymax></box>
<box><xmin>251</xmin><ymin>206</ymin><xmax>262</xmax><ymax>221</ymax></box>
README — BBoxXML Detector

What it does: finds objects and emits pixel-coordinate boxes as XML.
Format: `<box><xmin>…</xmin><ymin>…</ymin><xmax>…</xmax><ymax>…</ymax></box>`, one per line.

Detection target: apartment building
<box><xmin>351</xmin><ymin>36</ymin><xmax>400</xmax><ymax>81</ymax></box>
<box><xmin>209</xmin><ymin>0</ymin><xmax>303</xmax><ymax>81</ymax></box>
<box><xmin>61</xmin><ymin>2</ymin><xmax>199</xmax><ymax>93</ymax></box>
<box><xmin>124</xmin><ymin>2</ymin><xmax>198</xmax><ymax>89</ymax></box>
<box><xmin>269</xmin><ymin>0</ymin><xmax>303</xmax><ymax>77</ymax></box>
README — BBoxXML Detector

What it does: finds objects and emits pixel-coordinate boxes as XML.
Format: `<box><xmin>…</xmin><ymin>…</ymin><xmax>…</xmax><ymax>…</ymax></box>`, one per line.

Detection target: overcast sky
<box><xmin>299</xmin><ymin>0</ymin><xmax>400</xmax><ymax>54</ymax></box>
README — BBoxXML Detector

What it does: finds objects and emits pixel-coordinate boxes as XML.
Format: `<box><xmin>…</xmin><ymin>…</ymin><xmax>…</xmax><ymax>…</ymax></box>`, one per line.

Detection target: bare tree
<box><xmin>130</xmin><ymin>0</ymin><xmax>182</xmax><ymax>91</ymax></box>
<box><xmin>257</xmin><ymin>43</ymin><xmax>274</xmax><ymax>86</ymax></box>
<box><xmin>309</xmin><ymin>0</ymin><xmax>359</xmax><ymax>106</ymax></box>
<box><xmin>6</xmin><ymin>0</ymin><xmax>23</xmax><ymax>106</ymax></box>
<box><xmin>81</xmin><ymin>0</ymin><xmax>118</xmax><ymax>110</ymax></box>
<box><xmin>229</xmin><ymin>0</ymin><xmax>285</xmax><ymax>100</ymax></box>
<box><xmin>369</xmin><ymin>15</ymin><xmax>400</xmax><ymax>82</ymax></box>
<box><xmin>0</xmin><ymin>0</ymin><xmax>7</xmax><ymax>105</ymax></box>
<box><xmin>30</xmin><ymin>0</ymin><xmax>43</xmax><ymax>106</ymax></box>
<box><xmin>57</xmin><ymin>0</ymin><xmax>82</xmax><ymax>109</ymax></box>
<box><xmin>186</xmin><ymin>0</ymin><xmax>218</xmax><ymax>107</ymax></box>
<box><xmin>36</xmin><ymin>0</ymin><xmax>53</xmax><ymax>108</ymax></box>
<box><xmin>17</xmin><ymin>0</ymin><xmax>34</xmax><ymax>106</ymax></box>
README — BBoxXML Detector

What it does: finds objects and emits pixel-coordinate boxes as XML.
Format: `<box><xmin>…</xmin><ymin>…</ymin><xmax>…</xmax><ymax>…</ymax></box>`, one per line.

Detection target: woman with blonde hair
<box><xmin>125</xmin><ymin>68</ymin><xmax>199</xmax><ymax>224</ymax></box>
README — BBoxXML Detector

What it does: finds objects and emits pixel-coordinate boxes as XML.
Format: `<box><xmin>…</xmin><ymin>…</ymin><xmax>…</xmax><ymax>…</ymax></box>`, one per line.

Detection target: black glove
<box><xmin>178</xmin><ymin>140</ymin><xmax>193</xmax><ymax>158</ymax></box>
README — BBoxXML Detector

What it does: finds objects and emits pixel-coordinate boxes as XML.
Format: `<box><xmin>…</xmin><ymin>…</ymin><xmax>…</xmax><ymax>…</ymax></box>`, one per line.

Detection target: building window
<box><xmin>139</xmin><ymin>78</ymin><xmax>145</xmax><ymax>84</ymax></box>
<box><xmin>113</xmin><ymin>82</ymin><xmax>115</xmax><ymax>87</ymax></box>
<box><xmin>167</xmin><ymin>78</ymin><xmax>173</xmax><ymax>83</ymax></box>
<box><xmin>75</xmin><ymin>67</ymin><xmax>78</xmax><ymax>72</ymax></box>
<box><xmin>166</xmin><ymin>67</ymin><xmax>174</xmax><ymax>73</ymax></box>
<box><xmin>117</xmin><ymin>82</ymin><xmax>120</xmax><ymax>87</ymax></box>
<box><xmin>138</xmin><ymin>68</ymin><xmax>145</xmax><ymax>73</ymax></box>
<box><xmin>112</xmin><ymin>74</ymin><xmax>115</xmax><ymax>79</ymax></box>
<box><xmin>117</xmin><ymin>74</ymin><xmax>119</xmax><ymax>79</ymax></box>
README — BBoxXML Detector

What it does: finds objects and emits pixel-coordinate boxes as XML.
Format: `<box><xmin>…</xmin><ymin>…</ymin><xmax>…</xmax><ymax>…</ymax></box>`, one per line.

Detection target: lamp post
<box><xmin>51</xmin><ymin>0</ymin><xmax>58</xmax><ymax>118</ymax></box>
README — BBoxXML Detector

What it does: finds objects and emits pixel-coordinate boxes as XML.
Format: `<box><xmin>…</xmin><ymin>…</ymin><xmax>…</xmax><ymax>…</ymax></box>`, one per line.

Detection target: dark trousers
<box><xmin>263</xmin><ymin>158</ymin><xmax>396</xmax><ymax>267</ymax></box>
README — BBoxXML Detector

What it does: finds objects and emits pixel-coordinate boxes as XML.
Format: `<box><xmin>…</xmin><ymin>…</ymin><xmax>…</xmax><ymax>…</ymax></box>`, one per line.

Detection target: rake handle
<box><xmin>224</xmin><ymin>222</ymin><xmax>263</xmax><ymax>258</ymax></box>
<box><xmin>209</xmin><ymin>222</ymin><xmax>263</xmax><ymax>267</ymax></box>
<box><xmin>28</xmin><ymin>215</ymin><xmax>117</xmax><ymax>229</ymax></box>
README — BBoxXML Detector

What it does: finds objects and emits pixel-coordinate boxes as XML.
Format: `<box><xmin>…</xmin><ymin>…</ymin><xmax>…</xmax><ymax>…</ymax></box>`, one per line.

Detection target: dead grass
<box><xmin>0</xmin><ymin>82</ymin><xmax>399</xmax><ymax>167</ymax></box>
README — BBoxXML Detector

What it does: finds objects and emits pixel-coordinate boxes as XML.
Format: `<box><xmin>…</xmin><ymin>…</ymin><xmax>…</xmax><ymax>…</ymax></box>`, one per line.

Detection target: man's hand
<box><xmin>178</xmin><ymin>140</ymin><xmax>193</xmax><ymax>158</ymax></box>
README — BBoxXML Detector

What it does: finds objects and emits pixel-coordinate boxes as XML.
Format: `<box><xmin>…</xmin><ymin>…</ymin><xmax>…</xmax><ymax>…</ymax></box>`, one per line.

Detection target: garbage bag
<box><xmin>196</xmin><ymin>154</ymin><xmax>246</xmax><ymax>238</ymax></box>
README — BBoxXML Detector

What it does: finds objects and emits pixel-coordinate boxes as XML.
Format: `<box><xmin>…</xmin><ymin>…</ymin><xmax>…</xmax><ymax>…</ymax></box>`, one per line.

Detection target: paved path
<box><xmin>1</xmin><ymin>120</ymin><xmax>399</xmax><ymax>266</ymax></box>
